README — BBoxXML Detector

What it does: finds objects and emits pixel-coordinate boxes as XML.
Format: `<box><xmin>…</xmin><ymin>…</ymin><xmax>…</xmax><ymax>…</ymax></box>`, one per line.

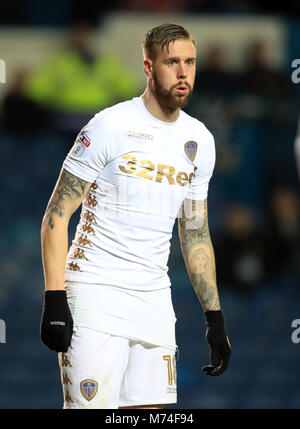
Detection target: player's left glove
<box><xmin>202</xmin><ymin>310</ymin><xmax>231</xmax><ymax>376</ymax></box>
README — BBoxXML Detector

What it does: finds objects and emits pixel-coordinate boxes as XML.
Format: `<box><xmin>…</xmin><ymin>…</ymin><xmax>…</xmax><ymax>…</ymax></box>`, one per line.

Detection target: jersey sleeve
<box><xmin>63</xmin><ymin>113</ymin><xmax>113</xmax><ymax>183</ymax></box>
<box><xmin>186</xmin><ymin>128</ymin><xmax>216</xmax><ymax>201</ymax></box>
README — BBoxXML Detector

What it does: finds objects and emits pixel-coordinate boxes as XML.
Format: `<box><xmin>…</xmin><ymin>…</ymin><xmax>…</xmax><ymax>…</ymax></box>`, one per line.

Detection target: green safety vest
<box><xmin>24</xmin><ymin>50</ymin><xmax>141</xmax><ymax>114</ymax></box>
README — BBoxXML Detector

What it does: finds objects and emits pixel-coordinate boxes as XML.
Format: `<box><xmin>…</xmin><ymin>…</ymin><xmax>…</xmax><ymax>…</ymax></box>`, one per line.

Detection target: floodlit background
<box><xmin>0</xmin><ymin>0</ymin><xmax>300</xmax><ymax>409</ymax></box>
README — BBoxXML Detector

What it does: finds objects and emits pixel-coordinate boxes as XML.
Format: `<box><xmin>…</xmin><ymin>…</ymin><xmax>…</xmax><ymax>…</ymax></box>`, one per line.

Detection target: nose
<box><xmin>177</xmin><ymin>62</ymin><xmax>187</xmax><ymax>79</ymax></box>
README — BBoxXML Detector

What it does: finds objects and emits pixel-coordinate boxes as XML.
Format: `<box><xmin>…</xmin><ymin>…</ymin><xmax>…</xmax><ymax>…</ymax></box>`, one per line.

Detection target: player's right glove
<box><xmin>40</xmin><ymin>290</ymin><xmax>74</xmax><ymax>353</ymax></box>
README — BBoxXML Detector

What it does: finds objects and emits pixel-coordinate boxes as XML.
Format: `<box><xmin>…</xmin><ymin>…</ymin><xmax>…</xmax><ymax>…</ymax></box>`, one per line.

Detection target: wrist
<box><xmin>44</xmin><ymin>290</ymin><xmax>68</xmax><ymax>306</ymax></box>
<box><xmin>45</xmin><ymin>282</ymin><xmax>65</xmax><ymax>291</ymax></box>
<box><xmin>204</xmin><ymin>310</ymin><xmax>224</xmax><ymax>327</ymax></box>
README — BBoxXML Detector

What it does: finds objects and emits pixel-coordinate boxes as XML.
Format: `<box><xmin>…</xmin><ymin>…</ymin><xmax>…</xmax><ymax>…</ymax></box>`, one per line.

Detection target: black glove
<box><xmin>40</xmin><ymin>290</ymin><xmax>74</xmax><ymax>352</ymax></box>
<box><xmin>202</xmin><ymin>310</ymin><xmax>231</xmax><ymax>376</ymax></box>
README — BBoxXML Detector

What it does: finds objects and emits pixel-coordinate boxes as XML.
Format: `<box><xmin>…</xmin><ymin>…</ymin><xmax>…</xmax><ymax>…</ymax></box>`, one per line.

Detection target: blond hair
<box><xmin>142</xmin><ymin>23</ymin><xmax>195</xmax><ymax>60</ymax></box>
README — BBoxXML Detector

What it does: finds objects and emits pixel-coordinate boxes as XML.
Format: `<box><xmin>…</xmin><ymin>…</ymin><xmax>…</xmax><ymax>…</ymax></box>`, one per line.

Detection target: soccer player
<box><xmin>40</xmin><ymin>23</ymin><xmax>231</xmax><ymax>409</ymax></box>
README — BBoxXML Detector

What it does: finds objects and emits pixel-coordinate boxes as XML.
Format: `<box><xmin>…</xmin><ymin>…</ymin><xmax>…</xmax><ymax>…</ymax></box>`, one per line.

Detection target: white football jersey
<box><xmin>62</xmin><ymin>96</ymin><xmax>215</xmax><ymax>349</ymax></box>
<box><xmin>63</xmin><ymin>96</ymin><xmax>215</xmax><ymax>290</ymax></box>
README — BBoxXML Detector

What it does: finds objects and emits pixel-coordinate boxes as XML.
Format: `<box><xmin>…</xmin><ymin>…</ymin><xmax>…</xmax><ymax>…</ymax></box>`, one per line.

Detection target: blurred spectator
<box><xmin>0</xmin><ymin>69</ymin><xmax>51</xmax><ymax>135</ymax></box>
<box><xmin>193</xmin><ymin>45</ymin><xmax>242</xmax><ymax>99</ymax></box>
<box><xmin>215</xmin><ymin>203</ymin><xmax>266</xmax><ymax>291</ymax></box>
<box><xmin>264</xmin><ymin>186</ymin><xmax>300</xmax><ymax>282</ymax></box>
<box><xmin>242</xmin><ymin>40</ymin><xmax>294</xmax><ymax>98</ymax></box>
<box><xmin>23</xmin><ymin>22</ymin><xmax>140</xmax><ymax>139</ymax></box>
<box><xmin>190</xmin><ymin>46</ymin><xmax>243</xmax><ymax>204</ymax></box>
<box><xmin>186</xmin><ymin>0</ymin><xmax>260</xmax><ymax>14</ymax></box>
<box><xmin>119</xmin><ymin>0</ymin><xmax>188</xmax><ymax>12</ymax></box>
<box><xmin>240</xmin><ymin>40</ymin><xmax>297</xmax><ymax>122</ymax></box>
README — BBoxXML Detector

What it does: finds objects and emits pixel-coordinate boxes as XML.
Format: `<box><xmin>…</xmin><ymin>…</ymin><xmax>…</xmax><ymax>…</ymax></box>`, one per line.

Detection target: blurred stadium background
<box><xmin>0</xmin><ymin>0</ymin><xmax>300</xmax><ymax>409</ymax></box>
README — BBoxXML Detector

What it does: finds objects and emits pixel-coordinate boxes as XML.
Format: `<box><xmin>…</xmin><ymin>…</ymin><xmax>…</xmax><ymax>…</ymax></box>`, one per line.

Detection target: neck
<box><xmin>142</xmin><ymin>87</ymin><xmax>180</xmax><ymax>123</ymax></box>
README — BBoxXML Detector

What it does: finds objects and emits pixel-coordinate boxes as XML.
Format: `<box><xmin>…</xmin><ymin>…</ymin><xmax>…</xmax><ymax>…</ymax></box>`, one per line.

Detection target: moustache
<box><xmin>171</xmin><ymin>82</ymin><xmax>192</xmax><ymax>91</ymax></box>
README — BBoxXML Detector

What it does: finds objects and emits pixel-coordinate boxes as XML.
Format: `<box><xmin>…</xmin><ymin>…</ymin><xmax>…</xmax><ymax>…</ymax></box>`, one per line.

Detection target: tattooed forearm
<box><xmin>45</xmin><ymin>169</ymin><xmax>89</xmax><ymax>229</ymax></box>
<box><xmin>178</xmin><ymin>199</ymin><xmax>220</xmax><ymax>311</ymax></box>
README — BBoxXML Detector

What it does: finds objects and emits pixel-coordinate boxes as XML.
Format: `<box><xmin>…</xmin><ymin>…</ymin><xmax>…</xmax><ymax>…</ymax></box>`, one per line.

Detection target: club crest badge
<box><xmin>184</xmin><ymin>141</ymin><xmax>198</xmax><ymax>162</ymax></box>
<box><xmin>80</xmin><ymin>379</ymin><xmax>98</xmax><ymax>401</ymax></box>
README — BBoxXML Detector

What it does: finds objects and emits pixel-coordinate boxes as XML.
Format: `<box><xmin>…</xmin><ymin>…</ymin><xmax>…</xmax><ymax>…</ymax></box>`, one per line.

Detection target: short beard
<box><xmin>152</xmin><ymin>71</ymin><xmax>193</xmax><ymax>113</ymax></box>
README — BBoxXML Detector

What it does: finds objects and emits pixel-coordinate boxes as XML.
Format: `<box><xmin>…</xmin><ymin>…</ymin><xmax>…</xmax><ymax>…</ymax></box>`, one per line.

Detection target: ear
<box><xmin>143</xmin><ymin>58</ymin><xmax>152</xmax><ymax>78</ymax></box>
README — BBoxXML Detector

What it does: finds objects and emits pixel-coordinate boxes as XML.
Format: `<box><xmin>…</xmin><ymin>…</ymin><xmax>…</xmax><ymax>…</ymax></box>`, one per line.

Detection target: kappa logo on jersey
<box><xmin>184</xmin><ymin>141</ymin><xmax>198</xmax><ymax>162</ymax></box>
<box><xmin>80</xmin><ymin>379</ymin><xmax>98</xmax><ymax>401</ymax></box>
<box><xmin>128</xmin><ymin>130</ymin><xmax>153</xmax><ymax>140</ymax></box>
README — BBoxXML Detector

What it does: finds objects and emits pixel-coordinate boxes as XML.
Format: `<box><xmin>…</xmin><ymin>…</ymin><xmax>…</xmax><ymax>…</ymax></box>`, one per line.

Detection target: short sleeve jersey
<box><xmin>63</xmin><ymin>96</ymin><xmax>215</xmax><ymax>291</ymax></box>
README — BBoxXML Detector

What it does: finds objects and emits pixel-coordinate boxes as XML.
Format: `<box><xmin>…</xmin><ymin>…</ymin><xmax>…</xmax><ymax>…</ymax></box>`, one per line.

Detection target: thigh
<box><xmin>118</xmin><ymin>342</ymin><xmax>177</xmax><ymax>408</ymax></box>
<box><xmin>58</xmin><ymin>326</ymin><xmax>129</xmax><ymax>409</ymax></box>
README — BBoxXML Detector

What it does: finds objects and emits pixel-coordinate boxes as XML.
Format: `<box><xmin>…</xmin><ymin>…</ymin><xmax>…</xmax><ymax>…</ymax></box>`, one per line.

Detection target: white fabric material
<box><xmin>62</xmin><ymin>96</ymin><xmax>215</xmax><ymax>348</ymax></box>
<box><xmin>59</xmin><ymin>327</ymin><xmax>177</xmax><ymax>409</ymax></box>
<box><xmin>63</xmin><ymin>96</ymin><xmax>215</xmax><ymax>290</ymax></box>
<box><xmin>66</xmin><ymin>281</ymin><xmax>177</xmax><ymax>351</ymax></box>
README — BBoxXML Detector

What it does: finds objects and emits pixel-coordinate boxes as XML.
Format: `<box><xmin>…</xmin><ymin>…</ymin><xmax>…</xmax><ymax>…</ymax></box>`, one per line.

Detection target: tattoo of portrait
<box><xmin>45</xmin><ymin>169</ymin><xmax>88</xmax><ymax>229</ymax></box>
<box><xmin>178</xmin><ymin>199</ymin><xmax>220</xmax><ymax>311</ymax></box>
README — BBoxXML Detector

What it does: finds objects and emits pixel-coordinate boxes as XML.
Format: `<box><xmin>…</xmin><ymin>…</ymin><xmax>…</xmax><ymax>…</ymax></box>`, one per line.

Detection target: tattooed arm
<box><xmin>41</xmin><ymin>168</ymin><xmax>92</xmax><ymax>291</ymax></box>
<box><xmin>178</xmin><ymin>198</ymin><xmax>220</xmax><ymax>311</ymax></box>
<box><xmin>178</xmin><ymin>198</ymin><xmax>231</xmax><ymax>375</ymax></box>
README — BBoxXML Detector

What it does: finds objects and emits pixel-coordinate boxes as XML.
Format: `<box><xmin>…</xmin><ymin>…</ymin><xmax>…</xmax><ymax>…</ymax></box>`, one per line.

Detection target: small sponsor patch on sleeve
<box><xmin>79</xmin><ymin>131</ymin><xmax>91</xmax><ymax>148</ymax></box>
<box><xmin>71</xmin><ymin>130</ymin><xmax>92</xmax><ymax>157</ymax></box>
<box><xmin>72</xmin><ymin>142</ymin><xmax>85</xmax><ymax>157</ymax></box>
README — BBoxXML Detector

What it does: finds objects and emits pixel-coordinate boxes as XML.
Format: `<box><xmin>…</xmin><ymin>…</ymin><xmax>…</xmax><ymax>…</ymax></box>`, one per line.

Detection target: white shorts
<box><xmin>58</xmin><ymin>326</ymin><xmax>177</xmax><ymax>409</ymax></box>
<box><xmin>66</xmin><ymin>282</ymin><xmax>177</xmax><ymax>351</ymax></box>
